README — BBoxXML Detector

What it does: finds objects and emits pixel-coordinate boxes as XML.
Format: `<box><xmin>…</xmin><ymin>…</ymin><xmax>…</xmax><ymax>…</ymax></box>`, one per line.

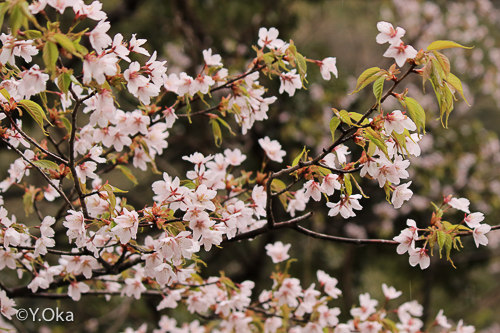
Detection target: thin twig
<box><xmin>1</xmin><ymin>137</ymin><xmax>74</xmax><ymax>209</ymax></box>
<box><xmin>5</xmin><ymin>112</ymin><xmax>69</xmax><ymax>165</ymax></box>
<box><xmin>293</xmin><ymin>225</ymin><xmax>398</xmax><ymax>245</ymax></box>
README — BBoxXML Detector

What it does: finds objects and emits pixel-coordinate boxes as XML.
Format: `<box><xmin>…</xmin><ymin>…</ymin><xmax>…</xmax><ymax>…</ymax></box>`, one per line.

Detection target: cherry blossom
<box><xmin>393</xmin><ymin>219</ymin><xmax>418</xmax><ymax>254</ymax></box>
<box><xmin>383</xmin><ymin>41</ymin><xmax>418</xmax><ymax>67</ymax></box>
<box><xmin>392</xmin><ymin>181</ymin><xmax>413</xmax><ymax>209</ymax></box>
<box><xmin>258</xmin><ymin>136</ymin><xmax>286</xmax><ymax>163</ymax></box>
<box><xmin>265</xmin><ymin>241</ymin><xmax>291</xmax><ymax>263</ymax></box>
<box><xmin>464</xmin><ymin>212</ymin><xmax>484</xmax><ymax>228</ymax></box>
<box><xmin>112</xmin><ymin>208</ymin><xmax>139</xmax><ymax>244</ymax></box>
<box><xmin>304</xmin><ymin>180</ymin><xmax>324</xmax><ymax>202</ymax></box>
<box><xmin>202</xmin><ymin>48</ymin><xmax>222</xmax><ymax>66</ymax></box>
<box><xmin>258</xmin><ymin>27</ymin><xmax>283</xmax><ymax>49</ymax></box>
<box><xmin>472</xmin><ymin>224</ymin><xmax>491</xmax><ymax>247</ymax></box>
<box><xmin>409</xmin><ymin>247</ymin><xmax>430</xmax><ymax>269</ymax></box>
<box><xmin>350</xmin><ymin>293</ymin><xmax>378</xmax><ymax>321</ymax></box>
<box><xmin>279</xmin><ymin>69</ymin><xmax>302</xmax><ymax>96</ymax></box>
<box><xmin>319</xmin><ymin>57</ymin><xmax>338</xmax><ymax>80</ymax></box>
<box><xmin>0</xmin><ymin>290</ymin><xmax>16</xmax><ymax>319</ymax></box>
<box><xmin>435</xmin><ymin>309</ymin><xmax>452</xmax><ymax>328</ymax></box>
<box><xmin>376</xmin><ymin>21</ymin><xmax>406</xmax><ymax>45</ymax></box>
<box><xmin>68</xmin><ymin>281</ymin><xmax>90</xmax><ymax>301</ymax></box>
<box><xmin>384</xmin><ymin>110</ymin><xmax>417</xmax><ymax>135</ymax></box>
<box><xmin>326</xmin><ymin>194</ymin><xmax>363</xmax><ymax>219</ymax></box>
<box><xmin>89</xmin><ymin>20</ymin><xmax>112</xmax><ymax>54</ymax></box>
<box><xmin>448</xmin><ymin>197</ymin><xmax>471</xmax><ymax>214</ymax></box>
<box><xmin>454</xmin><ymin>319</ymin><xmax>475</xmax><ymax>333</ymax></box>
<box><xmin>382</xmin><ymin>283</ymin><xmax>402</xmax><ymax>300</ymax></box>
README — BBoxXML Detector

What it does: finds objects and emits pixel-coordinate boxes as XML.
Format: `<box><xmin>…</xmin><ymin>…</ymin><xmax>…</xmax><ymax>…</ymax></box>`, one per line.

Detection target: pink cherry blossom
<box><xmin>448</xmin><ymin>197</ymin><xmax>471</xmax><ymax>213</ymax></box>
<box><xmin>304</xmin><ymin>180</ymin><xmax>324</xmax><ymax>202</ymax></box>
<box><xmin>319</xmin><ymin>57</ymin><xmax>338</xmax><ymax>80</ymax></box>
<box><xmin>0</xmin><ymin>290</ymin><xmax>17</xmax><ymax>319</ymax></box>
<box><xmin>473</xmin><ymin>223</ymin><xmax>491</xmax><ymax>247</ymax></box>
<box><xmin>326</xmin><ymin>194</ymin><xmax>363</xmax><ymax>219</ymax></box>
<box><xmin>89</xmin><ymin>20</ymin><xmax>112</xmax><ymax>54</ymax></box>
<box><xmin>376</xmin><ymin>21</ymin><xmax>406</xmax><ymax>45</ymax></box>
<box><xmin>258</xmin><ymin>27</ymin><xmax>283</xmax><ymax>49</ymax></box>
<box><xmin>350</xmin><ymin>293</ymin><xmax>378</xmax><ymax>321</ymax></box>
<box><xmin>382</xmin><ymin>283</ymin><xmax>402</xmax><ymax>299</ymax></box>
<box><xmin>384</xmin><ymin>110</ymin><xmax>417</xmax><ymax>134</ymax></box>
<box><xmin>265</xmin><ymin>241</ymin><xmax>291</xmax><ymax>263</ymax></box>
<box><xmin>279</xmin><ymin>69</ymin><xmax>302</xmax><ymax>96</ymax></box>
<box><xmin>202</xmin><ymin>48</ymin><xmax>222</xmax><ymax>66</ymax></box>
<box><xmin>435</xmin><ymin>309</ymin><xmax>452</xmax><ymax>328</ymax></box>
<box><xmin>409</xmin><ymin>247</ymin><xmax>430</xmax><ymax>269</ymax></box>
<box><xmin>258</xmin><ymin>136</ymin><xmax>286</xmax><ymax>163</ymax></box>
<box><xmin>464</xmin><ymin>212</ymin><xmax>484</xmax><ymax>228</ymax></box>
<box><xmin>68</xmin><ymin>281</ymin><xmax>90</xmax><ymax>301</ymax></box>
<box><xmin>383</xmin><ymin>41</ymin><xmax>418</xmax><ymax>67</ymax></box>
<box><xmin>392</xmin><ymin>181</ymin><xmax>413</xmax><ymax>209</ymax></box>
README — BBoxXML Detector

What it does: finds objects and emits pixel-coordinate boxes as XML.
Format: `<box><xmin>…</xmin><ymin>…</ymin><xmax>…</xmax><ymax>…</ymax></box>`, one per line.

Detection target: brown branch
<box><xmin>317</xmin><ymin>164</ymin><xmax>363</xmax><ymax>174</ymax></box>
<box><xmin>224</xmin><ymin>212</ymin><xmax>314</xmax><ymax>243</ymax></box>
<box><xmin>67</xmin><ymin>86</ymin><xmax>90</xmax><ymax>218</ymax></box>
<box><xmin>14</xmin><ymin>246</ymin><xmax>88</xmax><ymax>256</ymax></box>
<box><xmin>293</xmin><ymin>225</ymin><xmax>399</xmax><ymax>245</ymax></box>
<box><xmin>1</xmin><ymin>137</ymin><xmax>74</xmax><ymax>209</ymax></box>
<box><xmin>5</xmin><ymin>112</ymin><xmax>69</xmax><ymax>165</ymax></box>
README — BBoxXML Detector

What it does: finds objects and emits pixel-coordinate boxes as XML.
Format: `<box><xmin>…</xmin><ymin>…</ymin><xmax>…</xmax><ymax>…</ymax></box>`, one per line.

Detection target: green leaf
<box><xmin>373</xmin><ymin>76</ymin><xmax>385</xmax><ymax>106</ymax></box>
<box><xmin>54</xmin><ymin>33</ymin><xmax>79</xmax><ymax>56</ymax></box>
<box><xmin>262</xmin><ymin>53</ymin><xmax>275</xmax><ymax>66</ymax></box>
<box><xmin>31</xmin><ymin>160</ymin><xmax>59</xmax><ymax>171</ymax></box>
<box><xmin>296</xmin><ymin>52</ymin><xmax>307</xmax><ymax>81</ymax></box>
<box><xmin>383</xmin><ymin>183</ymin><xmax>391</xmax><ymax>203</ymax></box>
<box><xmin>382</xmin><ymin>318</ymin><xmax>398</xmax><ymax>333</ymax></box>
<box><xmin>364</xmin><ymin>128</ymin><xmax>390</xmax><ymax>159</ymax></box>
<box><xmin>279</xmin><ymin>193</ymin><xmax>288</xmax><ymax>211</ymax></box>
<box><xmin>23</xmin><ymin>190</ymin><xmax>34</xmax><ymax>216</ymax></box>
<box><xmin>73</xmin><ymin>42</ymin><xmax>88</xmax><ymax>56</ymax></box>
<box><xmin>445</xmin><ymin>234</ymin><xmax>455</xmax><ymax>267</ymax></box>
<box><xmin>10</xmin><ymin>4</ymin><xmax>23</xmax><ymax>38</ymax></box>
<box><xmin>338</xmin><ymin>110</ymin><xmax>353</xmax><ymax>126</ymax></box>
<box><xmin>392</xmin><ymin>131</ymin><xmax>409</xmax><ymax>156</ymax></box>
<box><xmin>271</xmin><ymin>179</ymin><xmax>287</xmax><ymax>193</ymax></box>
<box><xmin>433</xmin><ymin>51</ymin><xmax>450</xmax><ymax>79</ymax></box>
<box><xmin>351</xmin><ymin>67</ymin><xmax>382</xmax><ymax>94</ymax></box>
<box><xmin>446</xmin><ymin>73</ymin><xmax>470</xmax><ymax>106</ymax></box>
<box><xmin>18</xmin><ymin>100</ymin><xmax>51</xmax><ymax>135</ymax></box>
<box><xmin>405</xmin><ymin>97</ymin><xmax>426</xmax><ymax>134</ymax></box>
<box><xmin>437</xmin><ymin>230</ymin><xmax>446</xmax><ymax>258</ymax></box>
<box><xmin>43</xmin><ymin>41</ymin><xmax>59</xmax><ymax>74</ymax></box>
<box><xmin>0</xmin><ymin>3</ymin><xmax>9</xmax><ymax>32</ymax></box>
<box><xmin>0</xmin><ymin>88</ymin><xmax>11</xmax><ymax>101</ymax></box>
<box><xmin>219</xmin><ymin>276</ymin><xmax>238</xmax><ymax>291</ymax></box>
<box><xmin>57</xmin><ymin>72</ymin><xmax>72</xmax><ymax>96</ymax></box>
<box><xmin>216</xmin><ymin>117</ymin><xmax>236</xmax><ymax>136</ymax></box>
<box><xmin>24</xmin><ymin>29</ymin><xmax>43</xmax><ymax>39</ymax></box>
<box><xmin>116</xmin><ymin>165</ymin><xmax>138</xmax><ymax>186</ymax></box>
<box><xmin>344</xmin><ymin>174</ymin><xmax>352</xmax><ymax>196</ymax></box>
<box><xmin>421</xmin><ymin>60</ymin><xmax>433</xmax><ymax>92</ymax></box>
<box><xmin>210</xmin><ymin>119</ymin><xmax>222</xmax><ymax>147</ymax></box>
<box><xmin>348</xmin><ymin>112</ymin><xmax>370</xmax><ymax>126</ymax></box>
<box><xmin>350</xmin><ymin>174</ymin><xmax>369</xmax><ymax>198</ymax></box>
<box><xmin>329</xmin><ymin>117</ymin><xmax>340</xmax><ymax>141</ymax></box>
<box><xmin>102</xmin><ymin>184</ymin><xmax>117</xmax><ymax>217</ymax></box>
<box><xmin>60</xmin><ymin>116</ymin><xmax>72</xmax><ymax>133</ymax></box>
<box><xmin>292</xmin><ymin>146</ymin><xmax>307</xmax><ymax>167</ymax></box>
<box><xmin>427</xmin><ymin>40</ymin><xmax>473</xmax><ymax>51</ymax></box>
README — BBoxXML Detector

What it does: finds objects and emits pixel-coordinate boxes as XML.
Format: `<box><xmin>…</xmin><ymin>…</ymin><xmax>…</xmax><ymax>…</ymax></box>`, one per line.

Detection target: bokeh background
<box><xmin>2</xmin><ymin>0</ymin><xmax>500</xmax><ymax>332</ymax></box>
